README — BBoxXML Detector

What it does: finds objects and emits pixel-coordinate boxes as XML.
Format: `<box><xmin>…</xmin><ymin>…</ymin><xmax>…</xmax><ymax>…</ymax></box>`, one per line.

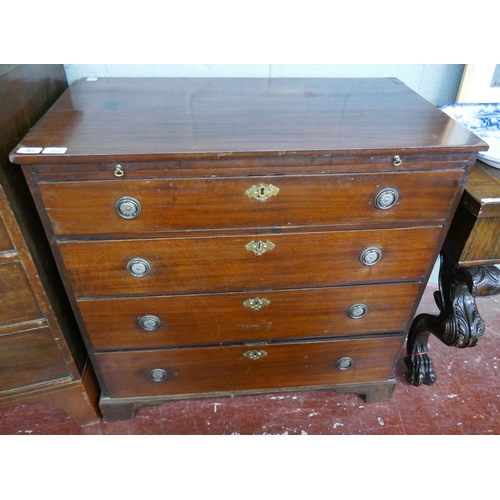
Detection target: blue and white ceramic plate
<box><xmin>440</xmin><ymin>103</ymin><xmax>500</xmax><ymax>169</ymax></box>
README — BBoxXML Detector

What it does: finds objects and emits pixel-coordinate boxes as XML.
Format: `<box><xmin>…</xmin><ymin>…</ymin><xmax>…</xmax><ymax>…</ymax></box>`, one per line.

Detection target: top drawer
<box><xmin>38</xmin><ymin>170</ymin><xmax>463</xmax><ymax>236</ymax></box>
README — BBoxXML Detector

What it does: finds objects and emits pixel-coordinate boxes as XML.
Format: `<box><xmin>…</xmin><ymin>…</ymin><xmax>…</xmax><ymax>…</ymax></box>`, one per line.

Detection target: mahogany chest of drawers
<box><xmin>10</xmin><ymin>77</ymin><xmax>487</xmax><ymax>420</ymax></box>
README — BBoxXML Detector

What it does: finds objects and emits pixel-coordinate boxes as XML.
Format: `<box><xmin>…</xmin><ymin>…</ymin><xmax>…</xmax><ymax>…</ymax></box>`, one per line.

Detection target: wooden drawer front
<box><xmin>81</xmin><ymin>283</ymin><xmax>419</xmax><ymax>350</ymax></box>
<box><xmin>59</xmin><ymin>226</ymin><xmax>441</xmax><ymax>298</ymax></box>
<box><xmin>0</xmin><ymin>263</ymin><xmax>43</xmax><ymax>328</ymax></box>
<box><xmin>0</xmin><ymin>216</ymin><xmax>14</xmax><ymax>253</ymax></box>
<box><xmin>95</xmin><ymin>335</ymin><xmax>403</xmax><ymax>398</ymax></box>
<box><xmin>0</xmin><ymin>327</ymin><xmax>70</xmax><ymax>392</ymax></box>
<box><xmin>460</xmin><ymin>218</ymin><xmax>500</xmax><ymax>264</ymax></box>
<box><xmin>39</xmin><ymin>170</ymin><xmax>462</xmax><ymax>235</ymax></box>
<box><xmin>31</xmin><ymin>154</ymin><xmax>472</xmax><ymax>181</ymax></box>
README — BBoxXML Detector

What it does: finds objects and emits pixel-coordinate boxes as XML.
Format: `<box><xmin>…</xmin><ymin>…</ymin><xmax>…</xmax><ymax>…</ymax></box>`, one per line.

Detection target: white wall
<box><xmin>64</xmin><ymin>64</ymin><xmax>465</xmax><ymax>106</ymax></box>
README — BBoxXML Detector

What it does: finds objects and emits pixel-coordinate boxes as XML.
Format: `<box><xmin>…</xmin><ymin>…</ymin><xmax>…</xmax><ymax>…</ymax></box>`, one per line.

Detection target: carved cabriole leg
<box><xmin>405</xmin><ymin>254</ymin><xmax>486</xmax><ymax>387</ymax></box>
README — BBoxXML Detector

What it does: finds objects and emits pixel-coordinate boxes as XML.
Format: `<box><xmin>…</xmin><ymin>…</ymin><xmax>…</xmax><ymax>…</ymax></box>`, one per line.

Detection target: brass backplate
<box><xmin>243</xmin><ymin>349</ymin><xmax>268</xmax><ymax>360</ymax></box>
<box><xmin>243</xmin><ymin>298</ymin><xmax>271</xmax><ymax>311</ymax></box>
<box><xmin>245</xmin><ymin>240</ymin><xmax>276</xmax><ymax>256</ymax></box>
<box><xmin>245</xmin><ymin>183</ymin><xmax>279</xmax><ymax>202</ymax></box>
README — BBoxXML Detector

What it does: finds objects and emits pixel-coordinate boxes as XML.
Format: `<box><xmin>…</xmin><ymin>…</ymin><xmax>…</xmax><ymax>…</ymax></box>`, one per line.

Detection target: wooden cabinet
<box><xmin>0</xmin><ymin>65</ymin><xmax>100</xmax><ymax>426</ymax></box>
<box><xmin>9</xmin><ymin>77</ymin><xmax>487</xmax><ymax>420</ymax></box>
<box><xmin>406</xmin><ymin>160</ymin><xmax>500</xmax><ymax>385</ymax></box>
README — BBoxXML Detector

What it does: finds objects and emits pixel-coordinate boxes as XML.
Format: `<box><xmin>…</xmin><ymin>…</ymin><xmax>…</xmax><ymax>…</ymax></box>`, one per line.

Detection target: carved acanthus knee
<box><xmin>468</xmin><ymin>265</ymin><xmax>500</xmax><ymax>297</ymax></box>
<box><xmin>405</xmin><ymin>257</ymin><xmax>487</xmax><ymax>387</ymax></box>
<box><xmin>441</xmin><ymin>272</ymin><xmax>484</xmax><ymax>348</ymax></box>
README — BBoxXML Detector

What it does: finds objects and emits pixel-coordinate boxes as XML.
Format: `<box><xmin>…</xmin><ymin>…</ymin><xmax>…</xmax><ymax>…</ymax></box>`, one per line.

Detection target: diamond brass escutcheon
<box><xmin>243</xmin><ymin>298</ymin><xmax>271</xmax><ymax>311</ymax></box>
<box><xmin>245</xmin><ymin>183</ymin><xmax>279</xmax><ymax>202</ymax></box>
<box><xmin>245</xmin><ymin>240</ymin><xmax>276</xmax><ymax>256</ymax></box>
<box><xmin>243</xmin><ymin>349</ymin><xmax>268</xmax><ymax>360</ymax></box>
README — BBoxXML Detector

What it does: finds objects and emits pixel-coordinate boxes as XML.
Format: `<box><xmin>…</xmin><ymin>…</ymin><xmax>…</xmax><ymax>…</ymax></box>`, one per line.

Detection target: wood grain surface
<box><xmin>95</xmin><ymin>335</ymin><xmax>403</xmax><ymax>398</ymax></box>
<box><xmin>39</xmin><ymin>170</ymin><xmax>462</xmax><ymax>236</ymax></box>
<box><xmin>9</xmin><ymin>77</ymin><xmax>488</xmax><ymax>415</ymax></box>
<box><xmin>0</xmin><ymin>262</ymin><xmax>43</xmax><ymax>327</ymax></box>
<box><xmin>10</xmin><ymin>78</ymin><xmax>487</xmax><ymax>164</ymax></box>
<box><xmin>58</xmin><ymin>226</ymin><xmax>442</xmax><ymax>298</ymax></box>
<box><xmin>79</xmin><ymin>282</ymin><xmax>420</xmax><ymax>349</ymax></box>
<box><xmin>0</xmin><ymin>327</ymin><xmax>70</xmax><ymax>392</ymax></box>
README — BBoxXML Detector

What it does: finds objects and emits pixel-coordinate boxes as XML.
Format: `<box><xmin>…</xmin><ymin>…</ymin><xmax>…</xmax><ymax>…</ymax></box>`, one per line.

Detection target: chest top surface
<box><xmin>10</xmin><ymin>77</ymin><xmax>487</xmax><ymax>165</ymax></box>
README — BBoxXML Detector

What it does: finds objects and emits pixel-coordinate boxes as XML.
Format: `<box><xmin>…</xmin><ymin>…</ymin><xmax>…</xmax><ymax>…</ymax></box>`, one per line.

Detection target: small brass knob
<box><xmin>115</xmin><ymin>196</ymin><xmax>141</xmax><ymax>219</ymax></box>
<box><xmin>393</xmin><ymin>155</ymin><xmax>403</xmax><ymax>166</ymax></box>
<box><xmin>114</xmin><ymin>164</ymin><xmax>124</xmax><ymax>177</ymax></box>
<box><xmin>149</xmin><ymin>368</ymin><xmax>168</xmax><ymax>382</ymax></box>
<box><xmin>360</xmin><ymin>247</ymin><xmax>382</xmax><ymax>266</ymax></box>
<box><xmin>374</xmin><ymin>188</ymin><xmax>398</xmax><ymax>210</ymax></box>
<box><xmin>348</xmin><ymin>304</ymin><xmax>367</xmax><ymax>319</ymax></box>
<box><xmin>138</xmin><ymin>315</ymin><xmax>161</xmax><ymax>331</ymax></box>
<box><xmin>335</xmin><ymin>357</ymin><xmax>354</xmax><ymax>370</ymax></box>
<box><xmin>127</xmin><ymin>258</ymin><xmax>151</xmax><ymax>277</ymax></box>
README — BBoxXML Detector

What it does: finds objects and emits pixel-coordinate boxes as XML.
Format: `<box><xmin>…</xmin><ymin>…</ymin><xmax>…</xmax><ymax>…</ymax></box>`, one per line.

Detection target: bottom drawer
<box><xmin>95</xmin><ymin>335</ymin><xmax>403</xmax><ymax>398</ymax></box>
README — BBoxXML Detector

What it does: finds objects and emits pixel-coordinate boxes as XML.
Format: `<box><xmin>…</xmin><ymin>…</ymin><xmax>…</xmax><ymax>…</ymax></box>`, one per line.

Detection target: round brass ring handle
<box><xmin>374</xmin><ymin>188</ymin><xmax>399</xmax><ymax>210</ymax></box>
<box><xmin>115</xmin><ymin>196</ymin><xmax>141</xmax><ymax>219</ymax></box>
<box><xmin>138</xmin><ymin>315</ymin><xmax>161</xmax><ymax>331</ymax></box>
<box><xmin>393</xmin><ymin>155</ymin><xmax>403</xmax><ymax>166</ymax></box>
<box><xmin>127</xmin><ymin>258</ymin><xmax>151</xmax><ymax>277</ymax></box>
<box><xmin>348</xmin><ymin>304</ymin><xmax>367</xmax><ymax>319</ymax></box>
<box><xmin>360</xmin><ymin>247</ymin><xmax>382</xmax><ymax>266</ymax></box>
<box><xmin>149</xmin><ymin>368</ymin><xmax>168</xmax><ymax>382</ymax></box>
<box><xmin>335</xmin><ymin>357</ymin><xmax>354</xmax><ymax>370</ymax></box>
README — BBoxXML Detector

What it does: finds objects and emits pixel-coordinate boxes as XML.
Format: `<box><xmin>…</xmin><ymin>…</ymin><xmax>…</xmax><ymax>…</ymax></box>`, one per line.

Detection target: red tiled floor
<box><xmin>0</xmin><ymin>285</ymin><xmax>498</xmax><ymax>435</ymax></box>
